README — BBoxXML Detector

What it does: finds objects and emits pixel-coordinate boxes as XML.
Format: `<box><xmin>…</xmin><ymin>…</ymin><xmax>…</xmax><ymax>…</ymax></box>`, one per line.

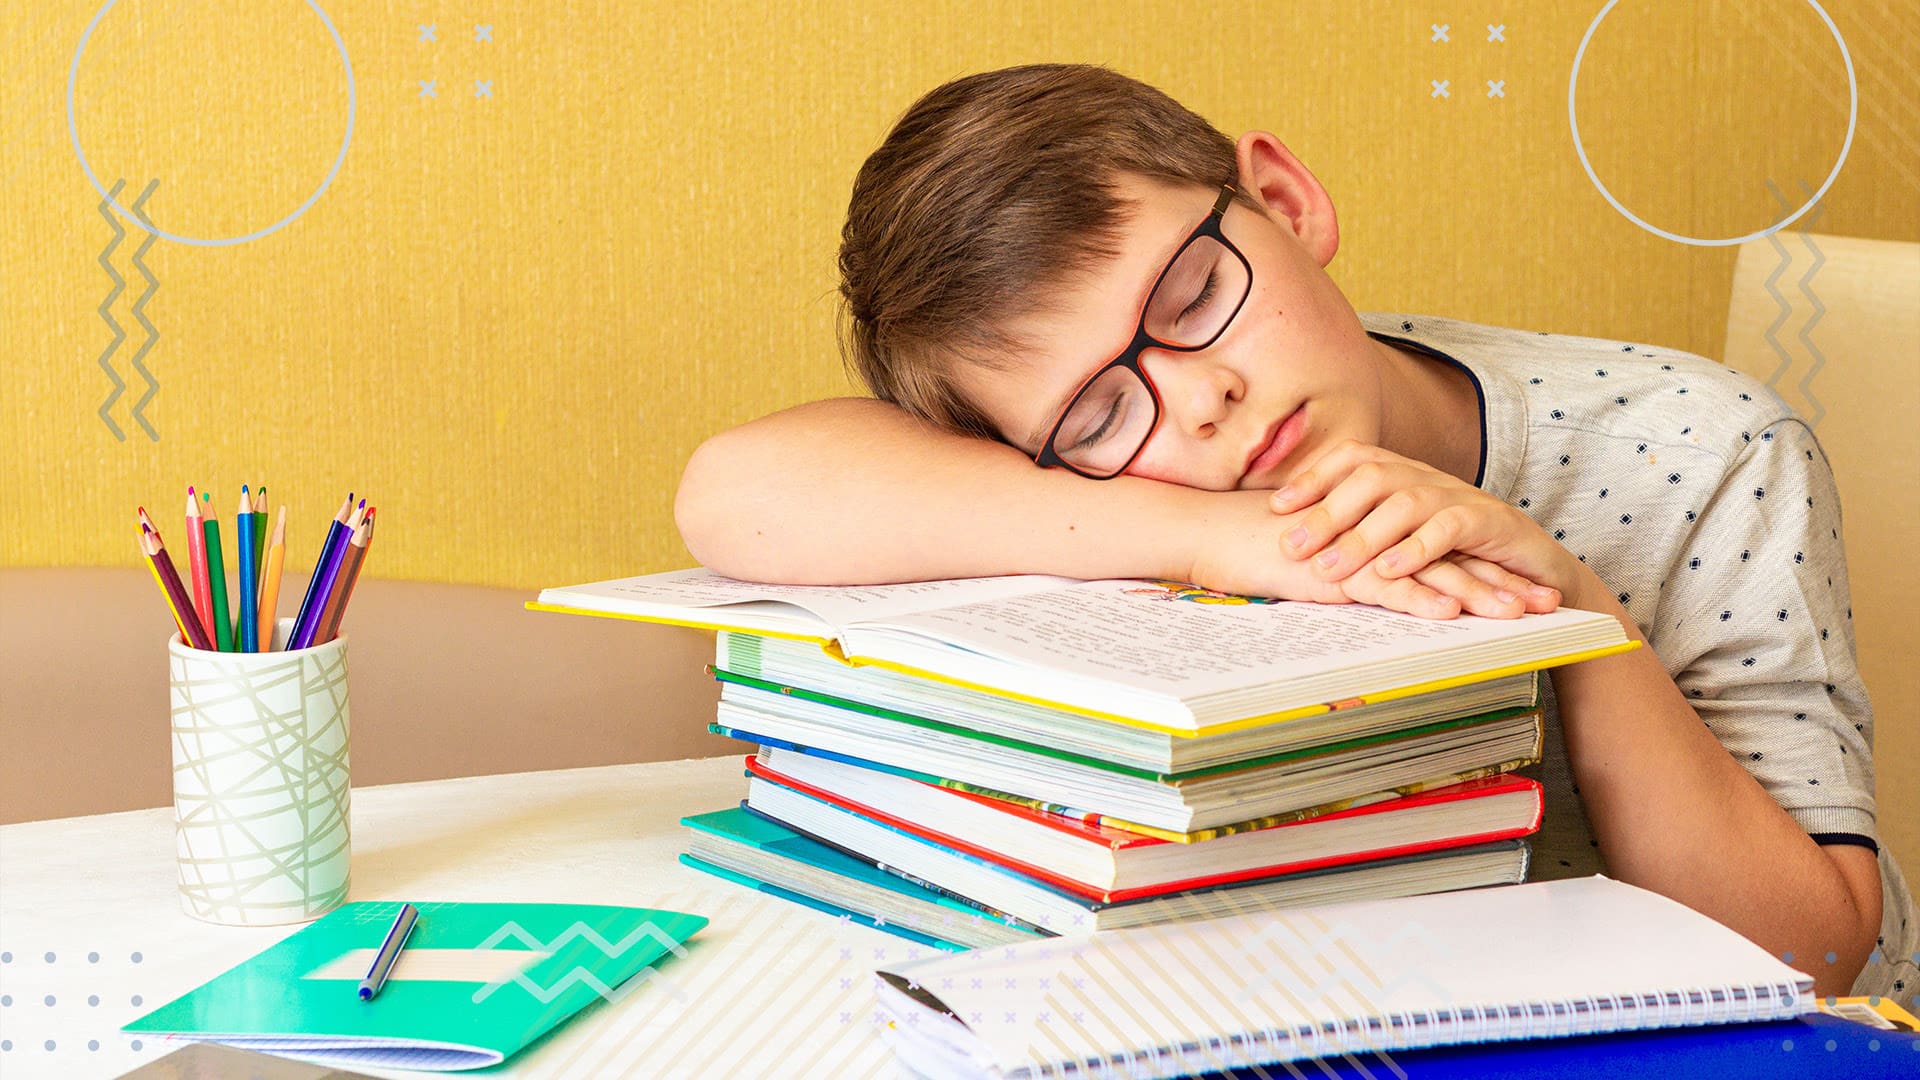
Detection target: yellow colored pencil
<box><xmin>257</xmin><ymin>506</ymin><xmax>287</xmax><ymax>651</ymax></box>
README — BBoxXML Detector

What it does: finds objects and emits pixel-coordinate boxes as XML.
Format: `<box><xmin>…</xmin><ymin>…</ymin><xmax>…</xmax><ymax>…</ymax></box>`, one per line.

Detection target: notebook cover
<box><xmin>121</xmin><ymin>901</ymin><xmax>707</xmax><ymax>1071</ymax></box>
<box><xmin>745</xmin><ymin>758</ymin><xmax>1539</xmax><ymax>903</ymax></box>
<box><xmin>875</xmin><ymin>876</ymin><xmax>1817</xmax><ymax>1078</ymax></box>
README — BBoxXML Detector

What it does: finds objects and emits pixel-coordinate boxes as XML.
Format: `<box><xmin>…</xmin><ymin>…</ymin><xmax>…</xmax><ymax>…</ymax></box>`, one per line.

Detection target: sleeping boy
<box><xmin>674</xmin><ymin>64</ymin><xmax>1913</xmax><ymax>999</ymax></box>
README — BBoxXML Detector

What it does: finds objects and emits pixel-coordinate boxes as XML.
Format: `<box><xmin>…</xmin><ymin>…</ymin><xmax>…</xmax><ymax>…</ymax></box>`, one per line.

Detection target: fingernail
<box><xmin>1272</xmin><ymin>485</ymin><xmax>1295</xmax><ymax>503</ymax></box>
<box><xmin>1495</xmin><ymin>588</ymin><xmax>1518</xmax><ymax>604</ymax></box>
<box><xmin>1286</xmin><ymin>527</ymin><xmax>1308</xmax><ymax>548</ymax></box>
<box><xmin>1528</xmin><ymin>584</ymin><xmax>1558</xmax><ymax>598</ymax></box>
<box><xmin>1316</xmin><ymin>549</ymin><xmax>1339</xmax><ymax>568</ymax></box>
<box><xmin>1379</xmin><ymin>551</ymin><xmax>1400</xmax><ymax>570</ymax></box>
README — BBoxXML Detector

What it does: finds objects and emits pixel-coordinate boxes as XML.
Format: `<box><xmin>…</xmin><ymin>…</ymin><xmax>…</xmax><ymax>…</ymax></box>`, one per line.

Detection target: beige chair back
<box><xmin>1724</xmin><ymin>232</ymin><xmax>1920</xmax><ymax>879</ymax></box>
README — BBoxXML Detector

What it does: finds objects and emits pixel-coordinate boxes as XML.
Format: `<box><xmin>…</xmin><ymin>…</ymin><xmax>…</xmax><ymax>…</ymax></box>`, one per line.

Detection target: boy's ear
<box><xmin>1235</xmin><ymin>131</ymin><xmax>1339</xmax><ymax>267</ymax></box>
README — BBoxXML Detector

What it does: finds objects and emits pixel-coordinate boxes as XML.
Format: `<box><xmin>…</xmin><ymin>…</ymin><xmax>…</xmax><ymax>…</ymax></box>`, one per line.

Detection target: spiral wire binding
<box><xmin>1023</xmin><ymin>978</ymin><xmax>1809</xmax><ymax>1079</ymax></box>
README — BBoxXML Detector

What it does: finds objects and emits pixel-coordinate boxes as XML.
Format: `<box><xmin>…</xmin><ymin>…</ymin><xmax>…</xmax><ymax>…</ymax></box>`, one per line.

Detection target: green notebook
<box><xmin>123</xmin><ymin>901</ymin><xmax>707</xmax><ymax>1071</ymax></box>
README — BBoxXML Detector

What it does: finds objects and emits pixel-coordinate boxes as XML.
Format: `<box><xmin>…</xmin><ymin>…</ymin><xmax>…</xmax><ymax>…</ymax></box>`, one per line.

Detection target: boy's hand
<box><xmin>1268</xmin><ymin>439</ymin><xmax>1582</xmax><ymax>609</ymax></box>
<box><xmin>1185</xmin><ymin>490</ymin><xmax>1555</xmax><ymax>619</ymax></box>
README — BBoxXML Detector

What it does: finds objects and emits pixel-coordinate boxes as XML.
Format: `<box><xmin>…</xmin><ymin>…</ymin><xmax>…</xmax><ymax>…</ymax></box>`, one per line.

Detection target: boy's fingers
<box><xmin>1346</xmin><ymin>567</ymin><xmax>1461</xmax><ymax>620</ymax></box>
<box><xmin>1288</xmin><ymin>471</ymin><xmax>1432</xmax><ymax>565</ymax></box>
<box><xmin>1451</xmin><ymin>556</ymin><xmax>1561</xmax><ymax>612</ymax></box>
<box><xmin>1270</xmin><ymin>439</ymin><xmax>1391</xmax><ymax>512</ymax></box>
<box><xmin>1411</xmin><ymin>559</ymin><xmax>1524</xmax><ymax>618</ymax></box>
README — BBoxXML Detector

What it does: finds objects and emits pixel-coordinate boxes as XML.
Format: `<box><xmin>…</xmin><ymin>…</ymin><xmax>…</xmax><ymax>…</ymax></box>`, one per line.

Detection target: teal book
<box><xmin>681</xmin><ymin>806</ymin><xmax>1044</xmax><ymax>949</ymax></box>
<box><xmin>677</xmin><ymin>853</ymin><xmax>967</xmax><ymax>952</ymax></box>
<box><xmin>122</xmin><ymin>901</ymin><xmax>707</xmax><ymax>1071</ymax></box>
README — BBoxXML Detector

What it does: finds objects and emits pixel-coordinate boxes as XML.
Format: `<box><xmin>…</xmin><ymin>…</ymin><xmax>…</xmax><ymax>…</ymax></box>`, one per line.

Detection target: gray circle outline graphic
<box><xmin>1568</xmin><ymin>0</ymin><xmax>1856</xmax><ymax>248</ymax></box>
<box><xmin>67</xmin><ymin>0</ymin><xmax>356</xmax><ymax>247</ymax></box>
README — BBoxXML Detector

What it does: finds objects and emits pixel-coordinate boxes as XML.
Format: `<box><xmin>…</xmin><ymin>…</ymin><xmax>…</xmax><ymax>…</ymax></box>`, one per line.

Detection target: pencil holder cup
<box><xmin>169</xmin><ymin>616</ymin><xmax>351</xmax><ymax>926</ymax></box>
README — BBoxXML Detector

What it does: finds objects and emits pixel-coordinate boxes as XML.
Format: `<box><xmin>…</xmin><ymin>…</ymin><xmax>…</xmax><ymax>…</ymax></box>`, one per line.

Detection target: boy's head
<box><xmin>838</xmin><ymin>64</ymin><xmax>1439</xmax><ymax>492</ymax></box>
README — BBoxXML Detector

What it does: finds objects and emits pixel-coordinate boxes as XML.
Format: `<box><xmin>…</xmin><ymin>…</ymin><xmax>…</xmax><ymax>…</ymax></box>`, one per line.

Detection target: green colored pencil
<box><xmin>251</xmin><ymin>486</ymin><xmax>268</xmax><ymax>591</ymax></box>
<box><xmin>202</xmin><ymin>492</ymin><xmax>234</xmax><ymax>652</ymax></box>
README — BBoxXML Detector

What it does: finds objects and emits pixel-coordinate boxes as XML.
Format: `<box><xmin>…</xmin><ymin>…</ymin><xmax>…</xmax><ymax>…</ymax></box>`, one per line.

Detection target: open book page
<box><xmin>857</xmin><ymin>578</ymin><xmax>1618</xmax><ymax>699</ymax></box>
<box><xmin>538</xmin><ymin>568</ymin><xmax>1075</xmax><ymax>633</ymax></box>
<box><xmin>875</xmin><ymin>876</ymin><xmax>1813</xmax><ymax>1075</ymax></box>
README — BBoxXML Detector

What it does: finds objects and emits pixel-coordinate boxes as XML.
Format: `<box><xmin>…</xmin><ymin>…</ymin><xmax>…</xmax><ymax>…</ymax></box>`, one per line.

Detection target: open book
<box><xmin>873</xmin><ymin>876</ymin><xmax>1814</xmax><ymax>1079</ymax></box>
<box><xmin>532</xmin><ymin>569</ymin><xmax>1634</xmax><ymax>736</ymax></box>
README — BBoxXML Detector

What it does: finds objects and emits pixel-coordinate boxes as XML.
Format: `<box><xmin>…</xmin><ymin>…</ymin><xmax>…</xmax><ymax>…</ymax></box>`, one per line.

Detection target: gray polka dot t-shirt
<box><xmin>1359</xmin><ymin>312</ymin><xmax>1916</xmax><ymax>1001</ymax></box>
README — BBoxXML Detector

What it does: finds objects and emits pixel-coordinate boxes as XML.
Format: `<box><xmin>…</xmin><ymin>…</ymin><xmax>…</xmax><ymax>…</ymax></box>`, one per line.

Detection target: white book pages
<box><xmin>852</xmin><ymin>579</ymin><xmax>1619</xmax><ymax>703</ymax></box>
<box><xmin>537</xmin><ymin>568</ymin><xmax>1072</xmax><ymax>634</ymax></box>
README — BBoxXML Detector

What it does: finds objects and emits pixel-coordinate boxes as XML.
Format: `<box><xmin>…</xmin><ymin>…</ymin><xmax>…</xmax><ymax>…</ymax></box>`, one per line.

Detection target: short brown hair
<box><xmin>837</xmin><ymin>64</ymin><xmax>1249</xmax><ymax>439</ymax></box>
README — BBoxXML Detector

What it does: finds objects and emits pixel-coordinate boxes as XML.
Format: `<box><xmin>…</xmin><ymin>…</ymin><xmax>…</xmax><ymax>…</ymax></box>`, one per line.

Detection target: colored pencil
<box><xmin>319</xmin><ymin>507</ymin><xmax>373</xmax><ymax>644</ymax></box>
<box><xmin>250</xmin><ymin>486</ymin><xmax>268</xmax><ymax>592</ymax></box>
<box><xmin>290</xmin><ymin>494</ymin><xmax>354</xmax><ymax>650</ymax></box>
<box><xmin>235</xmin><ymin>487</ymin><xmax>258</xmax><ymax>652</ymax></box>
<box><xmin>202</xmin><ymin>491</ymin><xmax>234</xmax><ymax>652</ymax></box>
<box><xmin>257</xmin><ymin>506</ymin><xmax>286</xmax><ymax>651</ymax></box>
<box><xmin>138</xmin><ymin>514</ymin><xmax>213</xmax><ymax>650</ymax></box>
<box><xmin>295</xmin><ymin>500</ymin><xmax>364</xmax><ymax>650</ymax></box>
<box><xmin>185</xmin><ymin>486</ymin><xmax>213</xmax><ymax>640</ymax></box>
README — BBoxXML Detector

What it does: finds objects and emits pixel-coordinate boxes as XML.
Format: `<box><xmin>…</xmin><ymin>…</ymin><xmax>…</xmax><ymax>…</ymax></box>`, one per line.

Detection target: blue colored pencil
<box><xmin>235</xmin><ymin>486</ymin><xmax>258</xmax><ymax>652</ymax></box>
<box><xmin>290</xmin><ymin>493</ymin><xmax>353</xmax><ymax>650</ymax></box>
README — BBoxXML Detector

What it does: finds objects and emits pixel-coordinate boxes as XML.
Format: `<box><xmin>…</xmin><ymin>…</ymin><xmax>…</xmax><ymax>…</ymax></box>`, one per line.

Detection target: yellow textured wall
<box><xmin>2</xmin><ymin>1</ymin><xmax>1915</xmax><ymax>588</ymax></box>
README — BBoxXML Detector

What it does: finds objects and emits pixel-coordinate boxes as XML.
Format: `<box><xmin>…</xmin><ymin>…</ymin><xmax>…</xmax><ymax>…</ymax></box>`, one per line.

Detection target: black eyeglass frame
<box><xmin>1032</xmin><ymin>183</ymin><xmax>1254</xmax><ymax>480</ymax></box>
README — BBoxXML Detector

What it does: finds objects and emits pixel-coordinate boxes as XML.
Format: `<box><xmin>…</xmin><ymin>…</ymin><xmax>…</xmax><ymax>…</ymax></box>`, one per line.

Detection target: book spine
<box><xmin>933</xmin><ymin>758</ymin><xmax>1542</xmax><ymax>845</ymax></box>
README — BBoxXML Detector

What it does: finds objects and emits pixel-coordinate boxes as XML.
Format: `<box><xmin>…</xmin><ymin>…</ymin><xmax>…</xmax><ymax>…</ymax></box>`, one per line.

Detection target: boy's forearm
<box><xmin>674</xmin><ymin>397</ymin><xmax>1208</xmax><ymax>584</ymax></box>
<box><xmin>1552</xmin><ymin>570</ymin><xmax>1880</xmax><ymax>997</ymax></box>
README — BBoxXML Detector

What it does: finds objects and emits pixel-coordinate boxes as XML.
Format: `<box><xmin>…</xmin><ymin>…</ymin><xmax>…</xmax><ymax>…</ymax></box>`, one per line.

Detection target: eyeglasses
<box><xmin>1033</xmin><ymin>184</ymin><xmax>1253</xmax><ymax>479</ymax></box>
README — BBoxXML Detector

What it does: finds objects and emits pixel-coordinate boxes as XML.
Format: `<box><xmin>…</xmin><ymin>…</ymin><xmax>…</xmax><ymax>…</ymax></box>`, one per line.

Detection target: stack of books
<box><xmin>533</xmin><ymin>571</ymin><xmax>1634</xmax><ymax>952</ymax></box>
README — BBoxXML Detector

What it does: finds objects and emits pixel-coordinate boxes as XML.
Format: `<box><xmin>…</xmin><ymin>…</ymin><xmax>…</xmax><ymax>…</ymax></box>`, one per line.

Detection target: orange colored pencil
<box><xmin>257</xmin><ymin>506</ymin><xmax>287</xmax><ymax>650</ymax></box>
<box><xmin>140</xmin><ymin>517</ymin><xmax>213</xmax><ymax>650</ymax></box>
<box><xmin>317</xmin><ymin>506</ymin><xmax>372</xmax><ymax>644</ymax></box>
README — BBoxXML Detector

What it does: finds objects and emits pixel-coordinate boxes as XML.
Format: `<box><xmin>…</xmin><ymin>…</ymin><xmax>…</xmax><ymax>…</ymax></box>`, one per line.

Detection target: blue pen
<box><xmin>358</xmin><ymin>903</ymin><xmax>420</xmax><ymax>1002</ymax></box>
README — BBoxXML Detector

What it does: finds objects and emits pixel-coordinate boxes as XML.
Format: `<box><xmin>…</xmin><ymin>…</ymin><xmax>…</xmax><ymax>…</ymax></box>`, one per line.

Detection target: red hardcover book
<box><xmin>743</xmin><ymin>752</ymin><xmax>1542</xmax><ymax>904</ymax></box>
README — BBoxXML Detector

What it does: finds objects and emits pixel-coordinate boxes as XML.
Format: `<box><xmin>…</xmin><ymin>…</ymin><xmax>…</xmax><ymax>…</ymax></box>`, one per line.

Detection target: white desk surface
<box><xmin>0</xmin><ymin>756</ymin><xmax>919</xmax><ymax>1079</ymax></box>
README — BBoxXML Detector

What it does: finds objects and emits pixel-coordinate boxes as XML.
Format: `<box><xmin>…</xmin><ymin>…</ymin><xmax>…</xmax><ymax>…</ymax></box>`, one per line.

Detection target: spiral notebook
<box><xmin>873</xmin><ymin>876</ymin><xmax>1816</xmax><ymax>1079</ymax></box>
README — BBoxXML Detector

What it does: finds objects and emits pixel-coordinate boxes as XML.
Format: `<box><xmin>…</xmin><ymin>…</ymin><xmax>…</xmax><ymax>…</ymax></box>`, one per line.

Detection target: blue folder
<box><xmin>1212</xmin><ymin>1010</ymin><xmax>1917</xmax><ymax>1079</ymax></box>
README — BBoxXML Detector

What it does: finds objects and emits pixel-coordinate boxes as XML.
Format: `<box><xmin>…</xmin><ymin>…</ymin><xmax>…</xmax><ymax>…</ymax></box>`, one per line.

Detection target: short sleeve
<box><xmin>1646</xmin><ymin>418</ymin><xmax>1877</xmax><ymax>842</ymax></box>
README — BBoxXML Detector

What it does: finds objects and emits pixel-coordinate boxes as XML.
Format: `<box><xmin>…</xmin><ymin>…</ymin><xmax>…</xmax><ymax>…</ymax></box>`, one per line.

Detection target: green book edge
<box><xmin>713</xmin><ymin>666</ymin><xmax>1536</xmax><ymax>781</ymax></box>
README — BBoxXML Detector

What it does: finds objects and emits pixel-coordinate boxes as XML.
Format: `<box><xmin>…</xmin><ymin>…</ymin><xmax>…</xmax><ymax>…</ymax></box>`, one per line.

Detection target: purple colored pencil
<box><xmin>289</xmin><ymin>494</ymin><xmax>356</xmax><ymax>649</ymax></box>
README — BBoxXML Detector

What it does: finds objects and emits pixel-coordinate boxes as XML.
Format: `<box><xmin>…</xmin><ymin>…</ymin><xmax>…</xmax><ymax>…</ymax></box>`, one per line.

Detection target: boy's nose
<box><xmin>1143</xmin><ymin>349</ymin><xmax>1244</xmax><ymax>436</ymax></box>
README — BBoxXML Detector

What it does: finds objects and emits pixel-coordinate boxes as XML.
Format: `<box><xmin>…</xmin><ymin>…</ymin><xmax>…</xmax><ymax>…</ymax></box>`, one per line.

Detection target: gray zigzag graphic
<box><xmin>1791</xmin><ymin>181</ymin><xmax>1829</xmax><ymax>428</ymax></box>
<box><xmin>127</xmin><ymin>179</ymin><xmax>162</xmax><ymax>441</ymax></box>
<box><xmin>469</xmin><ymin>919</ymin><xmax>694</xmax><ymax>1005</ymax></box>
<box><xmin>95</xmin><ymin>178</ymin><xmax>128</xmax><ymax>440</ymax></box>
<box><xmin>1760</xmin><ymin>179</ymin><xmax>1830</xmax><ymax>428</ymax></box>
<box><xmin>1759</xmin><ymin>207</ymin><xmax>1796</xmax><ymax>396</ymax></box>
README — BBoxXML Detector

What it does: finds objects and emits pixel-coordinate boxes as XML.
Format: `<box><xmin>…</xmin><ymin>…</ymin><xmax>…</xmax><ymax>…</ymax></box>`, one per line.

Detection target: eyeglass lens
<box><xmin>1049</xmin><ymin>233</ymin><xmax>1249</xmax><ymax>475</ymax></box>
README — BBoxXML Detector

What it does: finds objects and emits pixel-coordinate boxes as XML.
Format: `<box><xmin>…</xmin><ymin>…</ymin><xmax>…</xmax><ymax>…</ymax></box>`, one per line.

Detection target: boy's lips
<box><xmin>1244</xmin><ymin>404</ymin><xmax>1308</xmax><ymax>483</ymax></box>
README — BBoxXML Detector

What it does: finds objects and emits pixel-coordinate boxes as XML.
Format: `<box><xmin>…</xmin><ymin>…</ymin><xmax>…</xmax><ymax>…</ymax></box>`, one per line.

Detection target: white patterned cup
<box><xmin>169</xmin><ymin>616</ymin><xmax>351</xmax><ymax>925</ymax></box>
